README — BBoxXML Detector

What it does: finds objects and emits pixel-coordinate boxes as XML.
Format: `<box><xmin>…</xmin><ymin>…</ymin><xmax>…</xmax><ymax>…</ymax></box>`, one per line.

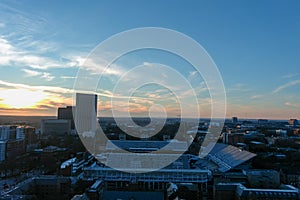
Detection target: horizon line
<box><xmin>0</xmin><ymin>115</ymin><xmax>293</xmax><ymax>121</ymax></box>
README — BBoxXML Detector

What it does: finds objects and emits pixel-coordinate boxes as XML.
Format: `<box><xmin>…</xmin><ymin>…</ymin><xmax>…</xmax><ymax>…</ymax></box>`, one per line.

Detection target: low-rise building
<box><xmin>215</xmin><ymin>183</ymin><xmax>299</xmax><ymax>200</ymax></box>
<box><xmin>223</xmin><ymin>132</ymin><xmax>245</xmax><ymax>145</ymax></box>
<box><xmin>2</xmin><ymin>176</ymin><xmax>72</xmax><ymax>199</ymax></box>
<box><xmin>6</xmin><ymin>139</ymin><xmax>25</xmax><ymax>160</ymax></box>
<box><xmin>41</xmin><ymin>119</ymin><xmax>71</xmax><ymax>136</ymax></box>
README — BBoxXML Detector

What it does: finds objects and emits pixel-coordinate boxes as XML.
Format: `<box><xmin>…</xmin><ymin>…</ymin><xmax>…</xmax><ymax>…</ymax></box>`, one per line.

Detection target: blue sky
<box><xmin>0</xmin><ymin>0</ymin><xmax>299</xmax><ymax>119</ymax></box>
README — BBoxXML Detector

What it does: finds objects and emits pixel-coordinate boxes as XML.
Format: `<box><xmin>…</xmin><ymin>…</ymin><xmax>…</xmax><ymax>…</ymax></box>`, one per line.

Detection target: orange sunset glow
<box><xmin>0</xmin><ymin>89</ymin><xmax>46</xmax><ymax>109</ymax></box>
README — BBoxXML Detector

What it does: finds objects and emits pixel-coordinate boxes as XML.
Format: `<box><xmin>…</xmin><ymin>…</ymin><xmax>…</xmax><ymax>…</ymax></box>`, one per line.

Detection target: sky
<box><xmin>0</xmin><ymin>0</ymin><xmax>300</xmax><ymax>119</ymax></box>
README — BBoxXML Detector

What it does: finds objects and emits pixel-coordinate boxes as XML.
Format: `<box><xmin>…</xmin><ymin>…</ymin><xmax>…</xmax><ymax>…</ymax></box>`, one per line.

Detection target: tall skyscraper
<box><xmin>232</xmin><ymin>117</ymin><xmax>238</xmax><ymax>124</ymax></box>
<box><xmin>58</xmin><ymin>106</ymin><xmax>75</xmax><ymax>129</ymax></box>
<box><xmin>75</xmin><ymin>93</ymin><xmax>98</xmax><ymax>135</ymax></box>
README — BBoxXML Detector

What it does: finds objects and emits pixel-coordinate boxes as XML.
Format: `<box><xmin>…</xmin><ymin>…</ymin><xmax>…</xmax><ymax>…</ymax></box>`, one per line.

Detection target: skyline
<box><xmin>0</xmin><ymin>1</ymin><xmax>300</xmax><ymax>119</ymax></box>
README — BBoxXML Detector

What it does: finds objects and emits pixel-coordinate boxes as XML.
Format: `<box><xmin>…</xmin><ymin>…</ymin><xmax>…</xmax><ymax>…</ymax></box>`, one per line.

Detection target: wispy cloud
<box><xmin>40</xmin><ymin>72</ymin><xmax>55</xmax><ymax>81</ymax></box>
<box><xmin>285</xmin><ymin>102</ymin><xmax>300</xmax><ymax>108</ymax></box>
<box><xmin>60</xmin><ymin>76</ymin><xmax>76</xmax><ymax>79</ymax></box>
<box><xmin>74</xmin><ymin>54</ymin><xmax>125</xmax><ymax>76</ymax></box>
<box><xmin>227</xmin><ymin>83</ymin><xmax>252</xmax><ymax>94</ymax></box>
<box><xmin>250</xmin><ymin>95</ymin><xmax>263</xmax><ymax>100</ymax></box>
<box><xmin>0</xmin><ymin>80</ymin><xmax>73</xmax><ymax>94</ymax></box>
<box><xmin>0</xmin><ymin>5</ymin><xmax>61</xmax><ymax>71</ymax></box>
<box><xmin>0</xmin><ymin>36</ymin><xmax>125</xmax><ymax>79</ymax></box>
<box><xmin>22</xmin><ymin>69</ymin><xmax>41</xmax><ymax>76</ymax></box>
<box><xmin>187</xmin><ymin>70</ymin><xmax>199</xmax><ymax>81</ymax></box>
<box><xmin>0</xmin><ymin>80</ymin><xmax>116</xmax><ymax>100</ymax></box>
<box><xmin>273</xmin><ymin>80</ymin><xmax>300</xmax><ymax>94</ymax></box>
<box><xmin>282</xmin><ymin>73</ymin><xmax>298</xmax><ymax>79</ymax></box>
<box><xmin>22</xmin><ymin>69</ymin><xmax>55</xmax><ymax>81</ymax></box>
<box><xmin>0</xmin><ymin>37</ymin><xmax>63</xmax><ymax>69</ymax></box>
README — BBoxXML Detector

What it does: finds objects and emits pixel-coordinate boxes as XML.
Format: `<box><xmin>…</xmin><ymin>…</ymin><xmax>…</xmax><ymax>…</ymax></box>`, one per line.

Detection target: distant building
<box><xmin>248</xmin><ymin>141</ymin><xmax>266</xmax><ymax>152</ymax></box>
<box><xmin>276</xmin><ymin>129</ymin><xmax>288</xmax><ymax>137</ymax></box>
<box><xmin>258</xmin><ymin>119</ymin><xmax>268</xmax><ymax>124</ymax></box>
<box><xmin>0</xmin><ymin>125</ymin><xmax>35</xmax><ymax>161</ymax></box>
<box><xmin>60</xmin><ymin>152</ymin><xmax>93</xmax><ymax>176</ymax></box>
<box><xmin>58</xmin><ymin>106</ymin><xmax>75</xmax><ymax>129</ymax></box>
<box><xmin>35</xmin><ymin>176</ymin><xmax>71</xmax><ymax>199</ymax></box>
<box><xmin>243</xmin><ymin>131</ymin><xmax>265</xmax><ymax>141</ymax></box>
<box><xmin>282</xmin><ymin>172</ymin><xmax>300</xmax><ymax>188</ymax></box>
<box><xmin>232</xmin><ymin>117</ymin><xmax>238</xmax><ymax>124</ymax></box>
<box><xmin>105</xmin><ymin>140</ymin><xmax>188</xmax><ymax>153</ymax></box>
<box><xmin>75</xmin><ymin>93</ymin><xmax>98</xmax><ymax>135</ymax></box>
<box><xmin>41</xmin><ymin>119</ymin><xmax>71</xmax><ymax>135</ymax></box>
<box><xmin>43</xmin><ymin>145</ymin><xmax>60</xmax><ymax>153</ymax></box>
<box><xmin>201</xmin><ymin>143</ymin><xmax>256</xmax><ymax>172</ymax></box>
<box><xmin>8</xmin><ymin>126</ymin><xmax>17</xmax><ymax>140</ymax></box>
<box><xmin>214</xmin><ymin>183</ymin><xmax>299</xmax><ymax>200</ymax></box>
<box><xmin>23</xmin><ymin>126</ymin><xmax>37</xmax><ymax>144</ymax></box>
<box><xmin>6</xmin><ymin>139</ymin><xmax>25</xmax><ymax>160</ymax></box>
<box><xmin>289</xmin><ymin>119</ymin><xmax>299</xmax><ymax>126</ymax></box>
<box><xmin>16</xmin><ymin>126</ymin><xmax>37</xmax><ymax>152</ymax></box>
<box><xmin>4</xmin><ymin>176</ymin><xmax>72</xmax><ymax>199</ymax></box>
<box><xmin>214</xmin><ymin>170</ymin><xmax>299</xmax><ymax>199</ymax></box>
<box><xmin>246</xmin><ymin>170</ymin><xmax>280</xmax><ymax>188</ymax></box>
<box><xmin>83</xmin><ymin>157</ymin><xmax>211</xmax><ymax>199</ymax></box>
<box><xmin>86</xmin><ymin>180</ymin><xmax>104</xmax><ymax>200</ymax></box>
<box><xmin>16</xmin><ymin>126</ymin><xmax>25</xmax><ymax>139</ymax></box>
<box><xmin>293</xmin><ymin>129</ymin><xmax>300</xmax><ymax>136</ymax></box>
<box><xmin>0</xmin><ymin>126</ymin><xmax>10</xmax><ymax>140</ymax></box>
<box><xmin>0</xmin><ymin>141</ymin><xmax>6</xmax><ymax>162</ymax></box>
<box><xmin>0</xmin><ymin>125</ymin><xmax>35</xmax><ymax>140</ymax></box>
<box><xmin>223</xmin><ymin>132</ymin><xmax>244</xmax><ymax>145</ymax></box>
<box><xmin>163</xmin><ymin>134</ymin><xmax>171</xmax><ymax>141</ymax></box>
<box><xmin>119</xmin><ymin>133</ymin><xmax>126</xmax><ymax>140</ymax></box>
<box><xmin>0</xmin><ymin>125</ymin><xmax>17</xmax><ymax>140</ymax></box>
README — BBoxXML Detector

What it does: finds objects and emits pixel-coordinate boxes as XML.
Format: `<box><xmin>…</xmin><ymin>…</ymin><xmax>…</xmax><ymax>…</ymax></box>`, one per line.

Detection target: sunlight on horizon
<box><xmin>0</xmin><ymin>89</ymin><xmax>46</xmax><ymax>109</ymax></box>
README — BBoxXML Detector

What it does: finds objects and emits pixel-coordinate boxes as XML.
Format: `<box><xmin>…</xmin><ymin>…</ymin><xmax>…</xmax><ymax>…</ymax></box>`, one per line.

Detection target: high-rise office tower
<box><xmin>58</xmin><ymin>106</ymin><xmax>75</xmax><ymax>129</ymax></box>
<box><xmin>75</xmin><ymin>93</ymin><xmax>98</xmax><ymax>135</ymax></box>
<box><xmin>232</xmin><ymin>117</ymin><xmax>238</xmax><ymax>124</ymax></box>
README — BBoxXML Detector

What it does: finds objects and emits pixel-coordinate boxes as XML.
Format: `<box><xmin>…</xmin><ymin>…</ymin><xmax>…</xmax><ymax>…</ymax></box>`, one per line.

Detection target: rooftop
<box><xmin>198</xmin><ymin>143</ymin><xmax>256</xmax><ymax>172</ymax></box>
<box><xmin>106</xmin><ymin>140</ymin><xmax>188</xmax><ymax>152</ymax></box>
